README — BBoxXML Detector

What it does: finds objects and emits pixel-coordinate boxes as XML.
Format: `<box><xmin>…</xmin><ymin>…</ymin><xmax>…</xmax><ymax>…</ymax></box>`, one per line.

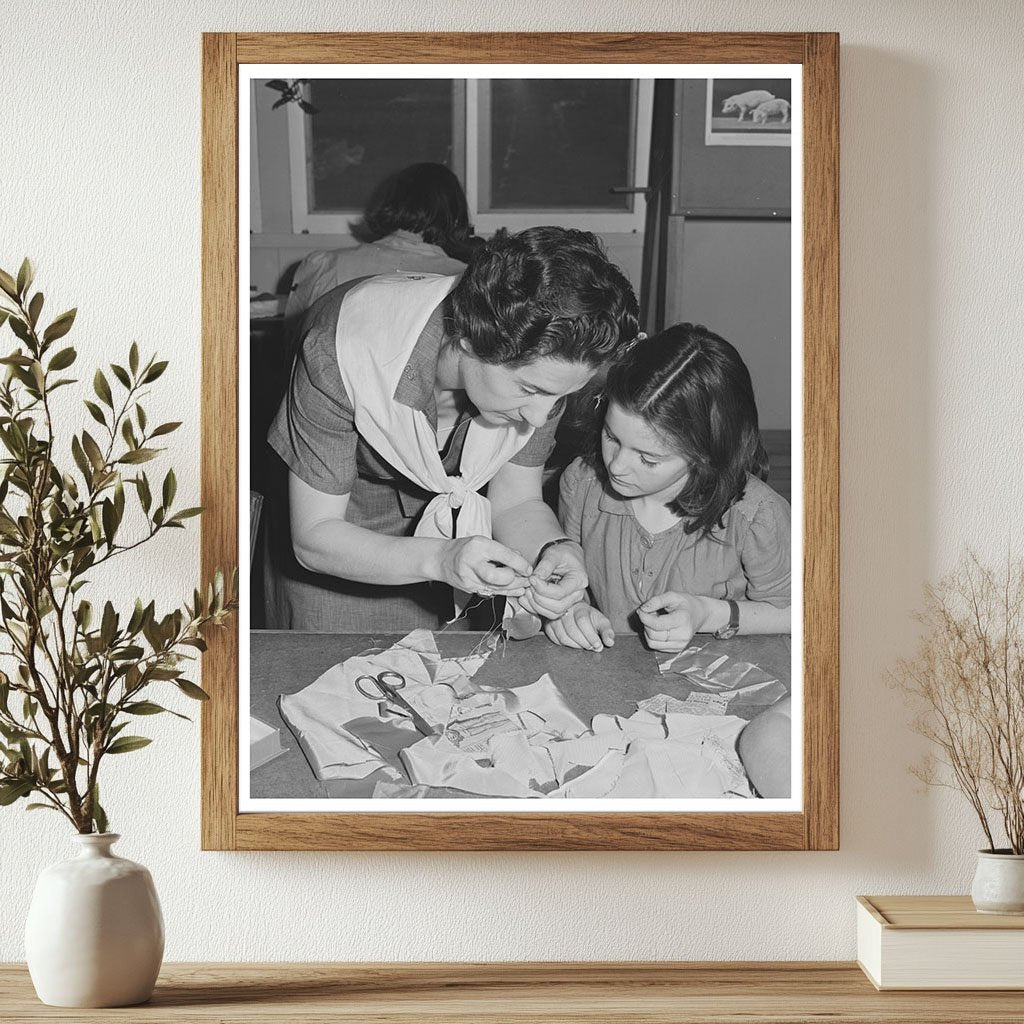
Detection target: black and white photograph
<box><xmin>243</xmin><ymin>67</ymin><xmax>799</xmax><ymax>812</ymax></box>
<box><xmin>705</xmin><ymin>77</ymin><xmax>793</xmax><ymax>147</ymax></box>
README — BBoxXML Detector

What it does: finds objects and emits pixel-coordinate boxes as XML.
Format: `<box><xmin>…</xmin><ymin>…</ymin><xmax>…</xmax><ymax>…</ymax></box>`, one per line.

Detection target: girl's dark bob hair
<box><xmin>596</xmin><ymin>323</ymin><xmax>770</xmax><ymax>537</ymax></box>
<box><xmin>349</xmin><ymin>162</ymin><xmax>474</xmax><ymax>260</ymax></box>
<box><xmin>445</xmin><ymin>226</ymin><xmax>640</xmax><ymax>369</ymax></box>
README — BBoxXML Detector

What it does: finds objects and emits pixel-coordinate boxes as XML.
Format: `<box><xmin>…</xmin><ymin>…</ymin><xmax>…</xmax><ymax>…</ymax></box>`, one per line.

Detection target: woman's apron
<box><xmin>335</xmin><ymin>273</ymin><xmax>534</xmax><ymax>617</ymax></box>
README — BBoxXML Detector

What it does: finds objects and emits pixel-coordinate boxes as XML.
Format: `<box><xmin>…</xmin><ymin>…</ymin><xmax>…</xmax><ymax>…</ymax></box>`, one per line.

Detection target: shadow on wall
<box><xmin>838</xmin><ymin>48</ymin><xmax>937</xmax><ymax>868</ymax></box>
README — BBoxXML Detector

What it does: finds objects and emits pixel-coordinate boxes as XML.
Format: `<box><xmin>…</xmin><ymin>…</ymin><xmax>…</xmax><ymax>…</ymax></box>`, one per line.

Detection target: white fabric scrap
<box><xmin>278</xmin><ymin>629</ymin><xmax>493</xmax><ymax>782</ymax></box>
<box><xmin>544</xmin><ymin>732</ymin><xmax>629</xmax><ymax>785</ymax></box>
<box><xmin>401</xmin><ymin>734</ymin><xmax>535</xmax><ymax>797</ymax></box>
<box><xmin>549</xmin><ymin>709</ymin><xmax>750</xmax><ymax>799</ymax></box>
<box><xmin>489</xmin><ymin>731</ymin><xmax>557</xmax><ymax>789</ymax></box>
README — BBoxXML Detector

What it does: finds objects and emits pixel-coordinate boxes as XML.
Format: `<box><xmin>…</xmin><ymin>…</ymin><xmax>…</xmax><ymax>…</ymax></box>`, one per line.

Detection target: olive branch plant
<box><xmin>894</xmin><ymin>552</ymin><xmax>1024</xmax><ymax>854</ymax></box>
<box><xmin>0</xmin><ymin>259</ymin><xmax>236</xmax><ymax>834</ymax></box>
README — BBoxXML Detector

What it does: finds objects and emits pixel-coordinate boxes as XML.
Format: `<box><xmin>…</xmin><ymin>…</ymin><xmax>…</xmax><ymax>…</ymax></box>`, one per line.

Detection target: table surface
<box><xmin>3</xmin><ymin>962</ymin><xmax>1023</xmax><ymax>1023</ymax></box>
<box><xmin>249</xmin><ymin>630</ymin><xmax>791</xmax><ymax>800</ymax></box>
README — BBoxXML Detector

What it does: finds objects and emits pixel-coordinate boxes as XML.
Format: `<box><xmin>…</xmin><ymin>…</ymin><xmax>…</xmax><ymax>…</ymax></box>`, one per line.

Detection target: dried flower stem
<box><xmin>894</xmin><ymin>552</ymin><xmax>1024</xmax><ymax>854</ymax></box>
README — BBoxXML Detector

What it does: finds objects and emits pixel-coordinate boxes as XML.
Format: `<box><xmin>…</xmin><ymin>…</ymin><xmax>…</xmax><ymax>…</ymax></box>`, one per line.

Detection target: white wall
<box><xmin>2</xmin><ymin>1</ymin><xmax>1022</xmax><ymax>962</ymax></box>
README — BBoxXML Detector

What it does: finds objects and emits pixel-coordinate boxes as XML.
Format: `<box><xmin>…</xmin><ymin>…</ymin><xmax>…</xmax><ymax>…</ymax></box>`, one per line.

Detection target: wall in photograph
<box><xmin>3</xmin><ymin>0</ymin><xmax>1023</xmax><ymax>964</ymax></box>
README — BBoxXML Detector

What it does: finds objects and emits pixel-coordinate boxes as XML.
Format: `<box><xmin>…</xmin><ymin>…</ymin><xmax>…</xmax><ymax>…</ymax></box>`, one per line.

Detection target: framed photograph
<box><xmin>705</xmin><ymin>77</ymin><xmax>793</xmax><ymax>147</ymax></box>
<box><xmin>202</xmin><ymin>32</ymin><xmax>838</xmax><ymax>851</ymax></box>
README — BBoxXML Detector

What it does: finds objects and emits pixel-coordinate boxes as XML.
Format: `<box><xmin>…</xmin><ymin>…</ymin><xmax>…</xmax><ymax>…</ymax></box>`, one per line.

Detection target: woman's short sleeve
<box><xmin>740</xmin><ymin>488</ymin><xmax>792</xmax><ymax>607</ymax></box>
<box><xmin>266</xmin><ymin>290</ymin><xmax>359</xmax><ymax>496</ymax></box>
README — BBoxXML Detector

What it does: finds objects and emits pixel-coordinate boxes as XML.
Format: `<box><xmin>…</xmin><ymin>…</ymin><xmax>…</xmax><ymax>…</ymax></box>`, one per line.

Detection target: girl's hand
<box><xmin>637</xmin><ymin>591</ymin><xmax>708</xmax><ymax>652</ymax></box>
<box><xmin>543</xmin><ymin>602</ymin><xmax>615</xmax><ymax>652</ymax></box>
<box><xmin>437</xmin><ymin>536</ymin><xmax>533</xmax><ymax>597</ymax></box>
<box><xmin>518</xmin><ymin>540</ymin><xmax>588</xmax><ymax>619</ymax></box>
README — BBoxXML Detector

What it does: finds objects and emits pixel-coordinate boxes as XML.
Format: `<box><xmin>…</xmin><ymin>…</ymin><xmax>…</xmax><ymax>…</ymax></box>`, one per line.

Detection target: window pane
<box><xmin>307</xmin><ymin>80</ymin><xmax>458</xmax><ymax>212</ymax></box>
<box><xmin>486</xmin><ymin>80</ymin><xmax>634</xmax><ymax>211</ymax></box>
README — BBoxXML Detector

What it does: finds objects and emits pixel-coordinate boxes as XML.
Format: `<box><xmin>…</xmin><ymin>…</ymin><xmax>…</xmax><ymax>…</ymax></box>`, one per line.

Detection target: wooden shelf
<box><xmin>3</xmin><ymin>962</ymin><xmax>1024</xmax><ymax>1022</ymax></box>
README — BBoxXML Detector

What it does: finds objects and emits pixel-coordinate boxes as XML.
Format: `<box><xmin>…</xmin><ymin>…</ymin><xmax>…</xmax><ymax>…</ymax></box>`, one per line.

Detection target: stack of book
<box><xmin>857</xmin><ymin>895</ymin><xmax>1024</xmax><ymax>990</ymax></box>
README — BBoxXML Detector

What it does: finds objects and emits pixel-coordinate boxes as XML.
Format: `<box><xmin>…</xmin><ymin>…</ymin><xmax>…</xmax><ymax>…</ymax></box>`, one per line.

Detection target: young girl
<box><xmin>546</xmin><ymin>322</ymin><xmax>791</xmax><ymax>653</ymax></box>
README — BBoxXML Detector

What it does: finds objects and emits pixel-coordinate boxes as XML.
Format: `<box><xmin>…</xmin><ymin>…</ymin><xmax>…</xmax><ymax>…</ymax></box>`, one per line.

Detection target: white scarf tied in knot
<box><xmin>335</xmin><ymin>273</ymin><xmax>534</xmax><ymax>611</ymax></box>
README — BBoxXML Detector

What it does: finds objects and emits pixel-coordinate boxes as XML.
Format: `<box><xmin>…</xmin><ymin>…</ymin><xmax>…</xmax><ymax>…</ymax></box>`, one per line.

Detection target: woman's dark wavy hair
<box><xmin>349</xmin><ymin>163</ymin><xmax>473</xmax><ymax>259</ymax></box>
<box><xmin>595</xmin><ymin>323</ymin><xmax>770</xmax><ymax>538</ymax></box>
<box><xmin>444</xmin><ymin>226</ymin><xmax>640</xmax><ymax>368</ymax></box>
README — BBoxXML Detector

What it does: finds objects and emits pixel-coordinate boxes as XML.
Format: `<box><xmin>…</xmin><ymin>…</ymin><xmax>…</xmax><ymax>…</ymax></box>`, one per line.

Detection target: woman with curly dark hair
<box><xmin>266</xmin><ymin>225</ymin><xmax>639</xmax><ymax>631</ymax></box>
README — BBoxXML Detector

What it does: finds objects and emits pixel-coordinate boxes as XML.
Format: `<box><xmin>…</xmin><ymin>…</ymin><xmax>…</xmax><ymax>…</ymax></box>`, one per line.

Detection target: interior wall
<box><xmin>3</xmin><ymin>1</ymin><xmax>1023</xmax><ymax>963</ymax></box>
<box><xmin>668</xmin><ymin>217</ymin><xmax>791</xmax><ymax>428</ymax></box>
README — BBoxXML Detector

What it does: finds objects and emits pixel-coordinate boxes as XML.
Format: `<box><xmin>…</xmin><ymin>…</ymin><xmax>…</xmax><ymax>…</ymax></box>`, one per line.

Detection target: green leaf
<box><xmin>0</xmin><ymin>722</ymin><xmax>28</xmax><ymax>743</ymax></box>
<box><xmin>47</xmin><ymin>346</ymin><xmax>77</xmax><ymax>371</ymax></box>
<box><xmin>168</xmin><ymin>507</ymin><xmax>203</xmax><ymax>524</ymax></box>
<box><xmin>16</xmin><ymin>258</ymin><xmax>34</xmax><ymax>298</ymax></box>
<box><xmin>118</xmin><ymin>448</ymin><xmax>157</xmax><ymax>465</ymax></box>
<box><xmin>110</xmin><ymin>363</ymin><xmax>131</xmax><ymax>388</ymax></box>
<box><xmin>136</xmin><ymin>404</ymin><xmax>147</xmax><ymax>432</ymax></box>
<box><xmin>150</xmin><ymin>421</ymin><xmax>181</xmax><ymax>438</ymax></box>
<box><xmin>84</xmin><ymin>400</ymin><xmax>106</xmax><ymax>427</ymax></box>
<box><xmin>105</xmin><ymin>736</ymin><xmax>152</xmax><ymax>755</ymax></box>
<box><xmin>93</xmin><ymin>369</ymin><xmax>113</xmax><ymax>408</ymax></box>
<box><xmin>124</xmin><ymin>701</ymin><xmax>170</xmax><ymax>716</ymax></box>
<box><xmin>121</xmin><ymin>418</ymin><xmax>137</xmax><ymax>449</ymax></box>
<box><xmin>101</xmin><ymin>498</ymin><xmax>117</xmax><ymax>545</ymax></box>
<box><xmin>42</xmin><ymin>308</ymin><xmax>76</xmax><ymax>344</ymax></box>
<box><xmin>142</xmin><ymin>360</ymin><xmax>168</xmax><ymax>383</ymax></box>
<box><xmin>0</xmin><ymin>779</ymin><xmax>33</xmax><ymax>805</ymax></box>
<box><xmin>76</xmin><ymin>600</ymin><xmax>93</xmax><ymax>630</ymax></box>
<box><xmin>129</xmin><ymin>342</ymin><xmax>139</xmax><ymax>375</ymax></box>
<box><xmin>126</xmin><ymin>598</ymin><xmax>146</xmax><ymax>635</ymax></box>
<box><xmin>100</xmin><ymin>601</ymin><xmax>117</xmax><ymax>647</ymax></box>
<box><xmin>136</xmin><ymin>473</ymin><xmax>152</xmax><ymax>513</ymax></box>
<box><xmin>71</xmin><ymin>435</ymin><xmax>92</xmax><ymax>482</ymax></box>
<box><xmin>0</xmin><ymin>268</ymin><xmax>18</xmax><ymax>300</ymax></box>
<box><xmin>9</xmin><ymin>316</ymin><xmax>32</xmax><ymax>344</ymax></box>
<box><xmin>27</xmin><ymin>291</ymin><xmax>43</xmax><ymax>328</ymax></box>
<box><xmin>26</xmin><ymin>803</ymin><xmax>61</xmax><ymax>813</ymax></box>
<box><xmin>175</xmin><ymin>679</ymin><xmax>210</xmax><ymax>701</ymax></box>
<box><xmin>91</xmin><ymin>785</ymin><xmax>108</xmax><ymax>834</ymax></box>
<box><xmin>81</xmin><ymin>431</ymin><xmax>105</xmax><ymax>472</ymax></box>
<box><xmin>162</xmin><ymin>468</ymin><xmax>176</xmax><ymax>508</ymax></box>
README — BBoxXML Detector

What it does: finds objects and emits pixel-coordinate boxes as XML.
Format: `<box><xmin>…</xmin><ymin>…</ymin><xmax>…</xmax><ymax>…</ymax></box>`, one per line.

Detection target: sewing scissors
<box><xmin>353</xmin><ymin>670</ymin><xmax>437</xmax><ymax>736</ymax></box>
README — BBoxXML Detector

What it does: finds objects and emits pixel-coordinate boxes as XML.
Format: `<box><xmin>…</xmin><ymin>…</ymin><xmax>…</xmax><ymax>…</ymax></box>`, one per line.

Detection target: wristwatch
<box><xmin>535</xmin><ymin>536</ymin><xmax>574</xmax><ymax>563</ymax></box>
<box><xmin>714</xmin><ymin>599</ymin><xmax>740</xmax><ymax>640</ymax></box>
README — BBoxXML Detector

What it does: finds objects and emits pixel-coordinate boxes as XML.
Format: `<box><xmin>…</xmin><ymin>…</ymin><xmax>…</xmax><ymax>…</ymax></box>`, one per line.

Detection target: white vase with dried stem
<box><xmin>0</xmin><ymin>260</ymin><xmax>236</xmax><ymax>1004</ymax></box>
<box><xmin>895</xmin><ymin>552</ymin><xmax>1024</xmax><ymax>914</ymax></box>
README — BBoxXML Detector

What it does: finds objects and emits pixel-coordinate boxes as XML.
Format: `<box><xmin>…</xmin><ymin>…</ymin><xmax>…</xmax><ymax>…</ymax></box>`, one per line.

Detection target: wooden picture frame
<box><xmin>202</xmin><ymin>32</ymin><xmax>838</xmax><ymax>851</ymax></box>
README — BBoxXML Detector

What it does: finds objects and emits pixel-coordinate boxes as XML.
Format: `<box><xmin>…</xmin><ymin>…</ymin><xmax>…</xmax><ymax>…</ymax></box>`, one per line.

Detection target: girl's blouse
<box><xmin>558</xmin><ymin>457</ymin><xmax>791</xmax><ymax>632</ymax></box>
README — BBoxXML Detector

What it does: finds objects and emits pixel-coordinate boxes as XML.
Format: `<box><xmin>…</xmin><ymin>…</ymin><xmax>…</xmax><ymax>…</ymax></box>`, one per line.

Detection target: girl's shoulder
<box><xmin>728</xmin><ymin>474</ymin><xmax>791</xmax><ymax>531</ymax></box>
<box><xmin>558</xmin><ymin>456</ymin><xmax>602</xmax><ymax>501</ymax></box>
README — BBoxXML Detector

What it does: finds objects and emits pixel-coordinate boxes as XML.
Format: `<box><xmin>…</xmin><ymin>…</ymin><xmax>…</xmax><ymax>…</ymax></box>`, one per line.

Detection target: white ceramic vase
<box><xmin>25</xmin><ymin>833</ymin><xmax>164</xmax><ymax>1007</ymax></box>
<box><xmin>970</xmin><ymin>849</ymin><xmax>1024</xmax><ymax>915</ymax></box>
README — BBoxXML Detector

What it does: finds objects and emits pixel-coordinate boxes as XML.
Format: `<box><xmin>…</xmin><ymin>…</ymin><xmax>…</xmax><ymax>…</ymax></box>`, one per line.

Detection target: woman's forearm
<box><xmin>491</xmin><ymin>497</ymin><xmax>567</xmax><ymax>564</ymax></box>
<box><xmin>698</xmin><ymin>598</ymin><xmax>791</xmax><ymax>636</ymax></box>
<box><xmin>294</xmin><ymin>518</ymin><xmax>447</xmax><ymax>585</ymax></box>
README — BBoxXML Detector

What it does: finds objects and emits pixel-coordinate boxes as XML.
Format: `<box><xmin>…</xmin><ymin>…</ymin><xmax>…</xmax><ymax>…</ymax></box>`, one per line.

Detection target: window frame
<box><xmin>285</xmin><ymin>78</ymin><xmax>652</xmax><ymax>236</ymax></box>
